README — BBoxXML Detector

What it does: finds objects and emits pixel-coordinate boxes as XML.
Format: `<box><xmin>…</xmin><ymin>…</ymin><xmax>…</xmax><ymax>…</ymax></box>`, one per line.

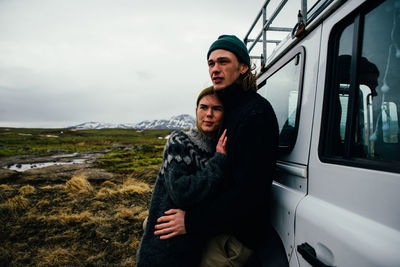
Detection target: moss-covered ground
<box><xmin>0</xmin><ymin>127</ymin><xmax>174</xmax><ymax>266</ymax></box>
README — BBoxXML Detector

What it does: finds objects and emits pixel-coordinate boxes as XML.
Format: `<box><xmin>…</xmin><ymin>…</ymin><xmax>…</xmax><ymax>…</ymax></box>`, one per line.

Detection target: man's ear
<box><xmin>240</xmin><ymin>64</ymin><xmax>249</xmax><ymax>74</ymax></box>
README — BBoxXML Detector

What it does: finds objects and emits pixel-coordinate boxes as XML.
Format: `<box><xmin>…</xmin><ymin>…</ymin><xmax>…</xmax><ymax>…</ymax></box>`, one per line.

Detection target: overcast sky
<box><xmin>0</xmin><ymin>0</ymin><xmax>301</xmax><ymax>128</ymax></box>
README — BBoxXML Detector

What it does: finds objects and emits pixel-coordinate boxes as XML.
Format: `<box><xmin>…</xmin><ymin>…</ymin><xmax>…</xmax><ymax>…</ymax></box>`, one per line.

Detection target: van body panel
<box><xmin>248</xmin><ymin>0</ymin><xmax>400</xmax><ymax>265</ymax></box>
<box><xmin>271</xmin><ymin>164</ymin><xmax>307</xmax><ymax>250</ymax></box>
<box><xmin>271</xmin><ymin>180</ymin><xmax>304</xmax><ymax>266</ymax></box>
<box><xmin>308</xmin><ymin>0</ymin><xmax>400</xmax><ymax>229</ymax></box>
<box><xmin>294</xmin><ymin>0</ymin><xmax>400</xmax><ymax>265</ymax></box>
<box><xmin>296</xmin><ymin>196</ymin><xmax>400</xmax><ymax>267</ymax></box>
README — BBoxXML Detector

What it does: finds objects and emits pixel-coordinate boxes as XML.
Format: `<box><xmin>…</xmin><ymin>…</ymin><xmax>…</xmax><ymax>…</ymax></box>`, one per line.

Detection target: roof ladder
<box><xmin>244</xmin><ymin>0</ymin><xmax>308</xmax><ymax>68</ymax></box>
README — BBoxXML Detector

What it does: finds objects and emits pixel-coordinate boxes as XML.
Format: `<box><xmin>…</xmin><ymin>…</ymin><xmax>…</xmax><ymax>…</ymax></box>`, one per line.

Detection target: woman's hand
<box><xmin>216</xmin><ymin>129</ymin><xmax>228</xmax><ymax>155</ymax></box>
<box><xmin>154</xmin><ymin>209</ymin><xmax>186</xmax><ymax>240</ymax></box>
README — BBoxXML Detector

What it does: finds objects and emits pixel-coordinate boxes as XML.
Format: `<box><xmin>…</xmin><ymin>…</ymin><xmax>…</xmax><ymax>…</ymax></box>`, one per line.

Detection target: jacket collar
<box><xmin>216</xmin><ymin>82</ymin><xmax>251</xmax><ymax>112</ymax></box>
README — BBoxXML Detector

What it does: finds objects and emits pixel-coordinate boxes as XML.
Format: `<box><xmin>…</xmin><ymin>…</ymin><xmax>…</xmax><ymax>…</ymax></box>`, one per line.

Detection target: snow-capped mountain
<box><xmin>134</xmin><ymin>114</ymin><xmax>195</xmax><ymax>129</ymax></box>
<box><xmin>71</xmin><ymin>122</ymin><xmax>131</xmax><ymax>130</ymax></box>
<box><xmin>70</xmin><ymin>114</ymin><xmax>195</xmax><ymax>130</ymax></box>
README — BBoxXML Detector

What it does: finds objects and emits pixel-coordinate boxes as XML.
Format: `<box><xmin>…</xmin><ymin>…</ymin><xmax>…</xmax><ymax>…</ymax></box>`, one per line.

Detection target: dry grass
<box><xmin>0</xmin><ymin>167</ymin><xmax>156</xmax><ymax>266</ymax></box>
<box><xmin>0</xmin><ymin>128</ymin><xmax>167</xmax><ymax>266</ymax></box>
<box><xmin>101</xmin><ymin>180</ymin><xmax>117</xmax><ymax>188</ymax></box>
<box><xmin>120</xmin><ymin>178</ymin><xmax>151</xmax><ymax>195</ymax></box>
<box><xmin>0</xmin><ymin>184</ymin><xmax>12</xmax><ymax>190</ymax></box>
<box><xmin>96</xmin><ymin>187</ymin><xmax>119</xmax><ymax>200</ymax></box>
<box><xmin>2</xmin><ymin>195</ymin><xmax>29</xmax><ymax>213</ymax></box>
<box><xmin>0</xmin><ymin>184</ymin><xmax>14</xmax><ymax>201</ymax></box>
<box><xmin>95</xmin><ymin>178</ymin><xmax>151</xmax><ymax>201</ymax></box>
<box><xmin>65</xmin><ymin>174</ymin><xmax>93</xmax><ymax>196</ymax></box>
<box><xmin>47</xmin><ymin>211</ymin><xmax>93</xmax><ymax>224</ymax></box>
<box><xmin>34</xmin><ymin>247</ymin><xmax>84</xmax><ymax>267</ymax></box>
<box><xmin>86</xmin><ymin>250</ymin><xmax>107</xmax><ymax>264</ymax></box>
<box><xmin>114</xmin><ymin>205</ymin><xmax>147</xmax><ymax>221</ymax></box>
<box><xmin>19</xmin><ymin>185</ymin><xmax>35</xmax><ymax>195</ymax></box>
<box><xmin>40</xmin><ymin>185</ymin><xmax>53</xmax><ymax>190</ymax></box>
<box><xmin>36</xmin><ymin>199</ymin><xmax>50</xmax><ymax>208</ymax></box>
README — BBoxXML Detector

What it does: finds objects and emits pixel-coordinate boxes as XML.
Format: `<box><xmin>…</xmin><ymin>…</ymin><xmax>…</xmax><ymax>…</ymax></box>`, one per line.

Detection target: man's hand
<box><xmin>154</xmin><ymin>209</ymin><xmax>186</xmax><ymax>240</ymax></box>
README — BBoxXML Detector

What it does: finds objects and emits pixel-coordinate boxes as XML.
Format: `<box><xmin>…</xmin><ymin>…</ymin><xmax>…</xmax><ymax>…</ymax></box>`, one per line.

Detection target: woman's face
<box><xmin>196</xmin><ymin>94</ymin><xmax>224</xmax><ymax>136</ymax></box>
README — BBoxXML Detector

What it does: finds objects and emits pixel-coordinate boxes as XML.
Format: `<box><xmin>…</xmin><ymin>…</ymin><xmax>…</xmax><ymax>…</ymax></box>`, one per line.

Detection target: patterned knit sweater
<box><xmin>137</xmin><ymin>128</ymin><xmax>226</xmax><ymax>267</ymax></box>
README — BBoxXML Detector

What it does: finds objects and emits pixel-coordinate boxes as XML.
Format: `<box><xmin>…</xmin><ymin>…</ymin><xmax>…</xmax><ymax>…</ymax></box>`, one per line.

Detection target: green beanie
<box><xmin>207</xmin><ymin>34</ymin><xmax>250</xmax><ymax>66</ymax></box>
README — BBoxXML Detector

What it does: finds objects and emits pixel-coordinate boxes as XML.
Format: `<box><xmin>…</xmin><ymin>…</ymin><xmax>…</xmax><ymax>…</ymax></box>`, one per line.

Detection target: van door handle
<box><xmin>297</xmin><ymin>243</ymin><xmax>335</xmax><ymax>267</ymax></box>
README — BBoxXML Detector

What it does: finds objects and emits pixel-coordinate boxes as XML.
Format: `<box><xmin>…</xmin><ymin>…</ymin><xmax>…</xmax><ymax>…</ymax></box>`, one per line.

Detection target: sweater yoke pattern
<box><xmin>160</xmin><ymin>128</ymin><xmax>216</xmax><ymax>175</ymax></box>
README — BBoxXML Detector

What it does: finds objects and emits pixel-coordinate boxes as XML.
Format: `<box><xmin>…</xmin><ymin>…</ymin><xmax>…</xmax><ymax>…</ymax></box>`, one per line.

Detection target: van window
<box><xmin>258</xmin><ymin>50</ymin><xmax>304</xmax><ymax>151</ymax></box>
<box><xmin>321</xmin><ymin>0</ymin><xmax>400</xmax><ymax>172</ymax></box>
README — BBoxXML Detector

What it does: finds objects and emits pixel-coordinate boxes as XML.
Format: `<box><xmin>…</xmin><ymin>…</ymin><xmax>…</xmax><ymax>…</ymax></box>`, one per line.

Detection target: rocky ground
<box><xmin>0</xmin><ymin>152</ymin><xmax>158</xmax><ymax>266</ymax></box>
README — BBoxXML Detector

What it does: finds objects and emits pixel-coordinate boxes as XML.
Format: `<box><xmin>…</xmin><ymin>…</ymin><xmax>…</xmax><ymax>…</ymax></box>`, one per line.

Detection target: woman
<box><xmin>137</xmin><ymin>86</ymin><xmax>227</xmax><ymax>267</ymax></box>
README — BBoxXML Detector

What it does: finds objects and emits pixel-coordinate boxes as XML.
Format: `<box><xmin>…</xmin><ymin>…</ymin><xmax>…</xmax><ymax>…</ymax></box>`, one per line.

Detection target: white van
<box><xmin>245</xmin><ymin>0</ymin><xmax>400</xmax><ymax>266</ymax></box>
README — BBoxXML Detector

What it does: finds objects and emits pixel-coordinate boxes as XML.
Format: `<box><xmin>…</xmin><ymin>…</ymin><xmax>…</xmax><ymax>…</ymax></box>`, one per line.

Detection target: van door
<box><xmin>257</xmin><ymin>24</ymin><xmax>322</xmax><ymax>265</ymax></box>
<box><xmin>296</xmin><ymin>0</ymin><xmax>400</xmax><ymax>266</ymax></box>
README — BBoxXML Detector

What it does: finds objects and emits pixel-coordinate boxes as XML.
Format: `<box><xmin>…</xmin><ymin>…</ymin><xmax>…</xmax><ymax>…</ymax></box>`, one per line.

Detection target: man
<box><xmin>154</xmin><ymin>35</ymin><xmax>280</xmax><ymax>265</ymax></box>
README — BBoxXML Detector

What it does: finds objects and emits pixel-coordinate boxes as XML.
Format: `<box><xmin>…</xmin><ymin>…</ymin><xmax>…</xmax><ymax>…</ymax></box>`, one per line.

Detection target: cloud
<box><xmin>1</xmin><ymin>0</ymin><xmax>296</xmax><ymax>128</ymax></box>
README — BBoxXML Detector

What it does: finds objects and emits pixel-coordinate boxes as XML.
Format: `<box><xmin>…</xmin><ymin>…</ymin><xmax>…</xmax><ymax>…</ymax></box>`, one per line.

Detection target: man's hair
<box><xmin>236</xmin><ymin>62</ymin><xmax>258</xmax><ymax>92</ymax></box>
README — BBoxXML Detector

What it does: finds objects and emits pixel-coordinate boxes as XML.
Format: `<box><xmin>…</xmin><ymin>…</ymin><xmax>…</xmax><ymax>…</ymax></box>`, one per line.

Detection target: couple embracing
<box><xmin>137</xmin><ymin>35</ymin><xmax>280</xmax><ymax>267</ymax></box>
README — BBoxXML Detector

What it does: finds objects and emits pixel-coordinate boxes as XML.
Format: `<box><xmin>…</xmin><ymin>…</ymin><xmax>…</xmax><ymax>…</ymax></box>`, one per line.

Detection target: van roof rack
<box><xmin>244</xmin><ymin>0</ymin><xmax>309</xmax><ymax>69</ymax></box>
<box><xmin>244</xmin><ymin>0</ymin><xmax>339</xmax><ymax>70</ymax></box>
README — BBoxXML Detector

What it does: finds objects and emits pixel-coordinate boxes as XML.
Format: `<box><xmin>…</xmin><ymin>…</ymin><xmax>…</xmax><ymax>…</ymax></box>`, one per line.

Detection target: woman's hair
<box><xmin>196</xmin><ymin>86</ymin><xmax>216</xmax><ymax>107</ymax></box>
<box><xmin>195</xmin><ymin>86</ymin><xmax>223</xmax><ymax>135</ymax></box>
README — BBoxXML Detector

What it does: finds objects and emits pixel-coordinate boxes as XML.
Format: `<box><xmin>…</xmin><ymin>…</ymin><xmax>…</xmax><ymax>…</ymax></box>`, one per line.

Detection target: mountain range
<box><xmin>70</xmin><ymin>114</ymin><xmax>195</xmax><ymax>130</ymax></box>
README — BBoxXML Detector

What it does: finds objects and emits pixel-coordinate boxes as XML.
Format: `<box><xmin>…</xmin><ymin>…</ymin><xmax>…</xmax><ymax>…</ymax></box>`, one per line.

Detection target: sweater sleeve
<box><xmin>185</xmin><ymin>107</ymin><xmax>279</xmax><ymax>236</ymax></box>
<box><xmin>162</xmin><ymin>133</ymin><xmax>227</xmax><ymax>209</ymax></box>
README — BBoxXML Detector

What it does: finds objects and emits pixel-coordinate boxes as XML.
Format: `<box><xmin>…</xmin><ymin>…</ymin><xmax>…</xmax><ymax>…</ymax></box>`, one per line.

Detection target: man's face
<box><xmin>208</xmin><ymin>49</ymin><xmax>249</xmax><ymax>91</ymax></box>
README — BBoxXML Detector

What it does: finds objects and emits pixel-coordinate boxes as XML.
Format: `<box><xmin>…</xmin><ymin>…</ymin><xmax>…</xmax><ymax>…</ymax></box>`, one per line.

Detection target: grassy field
<box><xmin>0</xmin><ymin>127</ymin><xmax>174</xmax><ymax>266</ymax></box>
<box><xmin>0</xmin><ymin>127</ymin><xmax>173</xmax><ymax>173</ymax></box>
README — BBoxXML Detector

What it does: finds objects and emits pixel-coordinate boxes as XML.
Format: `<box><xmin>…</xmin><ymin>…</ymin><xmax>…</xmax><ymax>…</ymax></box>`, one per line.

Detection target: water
<box><xmin>5</xmin><ymin>159</ymin><xmax>86</xmax><ymax>172</ymax></box>
<box><xmin>52</xmin><ymin>152</ymin><xmax>79</xmax><ymax>158</ymax></box>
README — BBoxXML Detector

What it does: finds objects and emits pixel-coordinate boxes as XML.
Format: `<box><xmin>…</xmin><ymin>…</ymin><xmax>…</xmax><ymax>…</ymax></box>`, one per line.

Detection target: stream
<box><xmin>1</xmin><ymin>153</ymin><xmax>90</xmax><ymax>172</ymax></box>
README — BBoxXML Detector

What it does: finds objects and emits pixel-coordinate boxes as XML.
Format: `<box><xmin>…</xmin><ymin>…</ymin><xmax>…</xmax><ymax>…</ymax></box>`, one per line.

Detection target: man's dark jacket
<box><xmin>185</xmin><ymin>82</ymin><xmax>279</xmax><ymax>249</ymax></box>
